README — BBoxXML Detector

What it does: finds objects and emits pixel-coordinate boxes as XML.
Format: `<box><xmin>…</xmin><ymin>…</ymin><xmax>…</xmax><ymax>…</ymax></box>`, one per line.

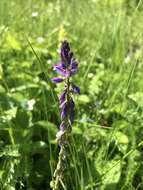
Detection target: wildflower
<box><xmin>51</xmin><ymin>77</ymin><xmax>63</xmax><ymax>83</ymax></box>
<box><xmin>31</xmin><ymin>12</ymin><xmax>39</xmax><ymax>17</ymax></box>
<box><xmin>51</xmin><ymin>40</ymin><xmax>80</xmax><ymax>145</ymax></box>
<box><xmin>51</xmin><ymin>40</ymin><xmax>80</xmax><ymax>189</ymax></box>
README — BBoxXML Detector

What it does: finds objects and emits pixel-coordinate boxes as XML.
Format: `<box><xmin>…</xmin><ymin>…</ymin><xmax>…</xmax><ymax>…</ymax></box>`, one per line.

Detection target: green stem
<box><xmin>53</xmin><ymin>147</ymin><xmax>64</xmax><ymax>190</ymax></box>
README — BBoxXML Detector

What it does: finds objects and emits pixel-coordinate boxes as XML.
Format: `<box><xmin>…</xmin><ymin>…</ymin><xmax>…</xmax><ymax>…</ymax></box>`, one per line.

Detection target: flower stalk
<box><xmin>51</xmin><ymin>40</ymin><xmax>80</xmax><ymax>189</ymax></box>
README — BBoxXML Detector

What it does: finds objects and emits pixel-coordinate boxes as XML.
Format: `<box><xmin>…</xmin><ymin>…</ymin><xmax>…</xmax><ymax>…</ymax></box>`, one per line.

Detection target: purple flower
<box><xmin>60</xmin><ymin>41</ymin><xmax>71</xmax><ymax>64</ymax></box>
<box><xmin>51</xmin><ymin>77</ymin><xmax>63</xmax><ymax>83</ymax></box>
<box><xmin>58</xmin><ymin>61</ymin><xmax>66</xmax><ymax>69</ymax></box>
<box><xmin>54</xmin><ymin>65</ymin><xmax>66</xmax><ymax>76</ymax></box>
<box><xmin>59</xmin><ymin>91</ymin><xmax>66</xmax><ymax>104</ymax></box>
<box><xmin>71</xmin><ymin>60</ymin><xmax>78</xmax><ymax>69</ymax></box>
<box><xmin>61</xmin><ymin>102</ymin><xmax>67</xmax><ymax>120</ymax></box>
<box><xmin>53</xmin><ymin>41</ymin><xmax>79</xmax><ymax>79</ymax></box>
<box><xmin>69</xmin><ymin>68</ymin><xmax>77</xmax><ymax>76</ymax></box>
<box><xmin>71</xmin><ymin>84</ymin><xmax>80</xmax><ymax>94</ymax></box>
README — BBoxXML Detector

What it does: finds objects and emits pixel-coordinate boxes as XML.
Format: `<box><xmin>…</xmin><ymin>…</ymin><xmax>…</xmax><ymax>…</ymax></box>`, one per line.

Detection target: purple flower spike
<box><xmin>51</xmin><ymin>77</ymin><xmax>63</xmax><ymax>83</ymax></box>
<box><xmin>51</xmin><ymin>40</ymin><xmax>80</xmax><ymax>146</ymax></box>
<box><xmin>52</xmin><ymin>40</ymin><xmax>80</xmax><ymax>187</ymax></box>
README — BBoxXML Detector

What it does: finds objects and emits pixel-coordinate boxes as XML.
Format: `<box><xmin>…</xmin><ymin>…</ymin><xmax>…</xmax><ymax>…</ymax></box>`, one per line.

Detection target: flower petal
<box><xmin>70</xmin><ymin>68</ymin><xmax>77</xmax><ymax>76</ymax></box>
<box><xmin>61</xmin><ymin>102</ymin><xmax>67</xmax><ymax>120</ymax></box>
<box><xmin>71</xmin><ymin>60</ymin><xmax>78</xmax><ymax>69</ymax></box>
<box><xmin>57</xmin><ymin>61</ymin><xmax>66</xmax><ymax>69</ymax></box>
<box><xmin>56</xmin><ymin>130</ymin><xmax>64</xmax><ymax>146</ymax></box>
<box><xmin>65</xmin><ymin>70</ymin><xmax>71</xmax><ymax>77</ymax></box>
<box><xmin>59</xmin><ymin>91</ymin><xmax>66</xmax><ymax>104</ymax></box>
<box><xmin>56</xmin><ymin>130</ymin><xmax>64</xmax><ymax>140</ymax></box>
<box><xmin>64</xmin><ymin>69</ymin><xmax>77</xmax><ymax>77</ymax></box>
<box><xmin>60</xmin><ymin>41</ymin><xmax>70</xmax><ymax>61</ymax></box>
<box><xmin>54</xmin><ymin>65</ymin><xmax>66</xmax><ymax>76</ymax></box>
<box><xmin>51</xmin><ymin>77</ymin><xmax>63</xmax><ymax>83</ymax></box>
<box><xmin>71</xmin><ymin>84</ymin><xmax>80</xmax><ymax>94</ymax></box>
<box><xmin>59</xmin><ymin>121</ymin><xmax>66</xmax><ymax>131</ymax></box>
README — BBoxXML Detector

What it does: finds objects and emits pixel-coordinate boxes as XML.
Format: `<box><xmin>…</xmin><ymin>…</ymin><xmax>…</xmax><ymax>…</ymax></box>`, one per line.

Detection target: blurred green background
<box><xmin>0</xmin><ymin>0</ymin><xmax>143</xmax><ymax>189</ymax></box>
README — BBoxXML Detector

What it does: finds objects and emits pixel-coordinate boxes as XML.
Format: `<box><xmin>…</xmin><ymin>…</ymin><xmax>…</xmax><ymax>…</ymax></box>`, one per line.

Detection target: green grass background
<box><xmin>0</xmin><ymin>0</ymin><xmax>143</xmax><ymax>189</ymax></box>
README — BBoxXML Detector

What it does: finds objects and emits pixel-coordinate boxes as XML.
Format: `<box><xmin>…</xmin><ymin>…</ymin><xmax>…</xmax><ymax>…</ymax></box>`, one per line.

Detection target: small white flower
<box><xmin>27</xmin><ymin>99</ymin><xmax>35</xmax><ymax>111</ymax></box>
<box><xmin>32</xmin><ymin>12</ymin><xmax>39</xmax><ymax>17</ymax></box>
<box><xmin>47</xmin><ymin>60</ymin><xmax>52</xmax><ymax>64</ymax></box>
<box><xmin>124</xmin><ymin>55</ymin><xmax>130</xmax><ymax>64</ymax></box>
<box><xmin>37</xmin><ymin>37</ymin><xmax>45</xmax><ymax>44</ymax></box>
<box><xmin>88</xmin><ymin>73</ymin><xmax>94</xmax><ymax>78</ymax></box>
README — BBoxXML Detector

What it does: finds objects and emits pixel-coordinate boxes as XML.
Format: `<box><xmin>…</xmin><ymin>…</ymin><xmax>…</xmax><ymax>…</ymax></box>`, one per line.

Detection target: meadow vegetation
<box><xmin>0</xmin><ymin>0</ymin><xmax>143</xmax><ymax>189</ymax></box>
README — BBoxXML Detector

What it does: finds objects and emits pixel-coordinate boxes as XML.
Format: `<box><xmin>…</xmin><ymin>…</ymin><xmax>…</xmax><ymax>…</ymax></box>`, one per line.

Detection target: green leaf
<box><xmin>78</xmin><ymin>94</ymin><xmax>90</xmax><ymax>104</ymax></box>
<box><xmin>114</xmin><ymin>131</ymin><xmax>129</xmax><ymax>153</ymax></box>
<box><xmin>128</xmin><ymin>92</ymin><xmax>143</xmax><ymax>108</ymax></box>
<box><xmin>96</xmin><ymin>159</ymin><xmax>121</xmax><ymax>189</ymax></box>
<box><xmin>35</xmin><ymin>120</ymin><xmax>56</xmax><ymax>131</ymax></box>
<box><xmin>72</xmin><ymin>126</ymin><xmax>82</xmax><ymax>135</ymax></box>
<box><xmin>4</xmin><ymin>185</ymin><xmax>15</xmax><ymax>190</ymax></box>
